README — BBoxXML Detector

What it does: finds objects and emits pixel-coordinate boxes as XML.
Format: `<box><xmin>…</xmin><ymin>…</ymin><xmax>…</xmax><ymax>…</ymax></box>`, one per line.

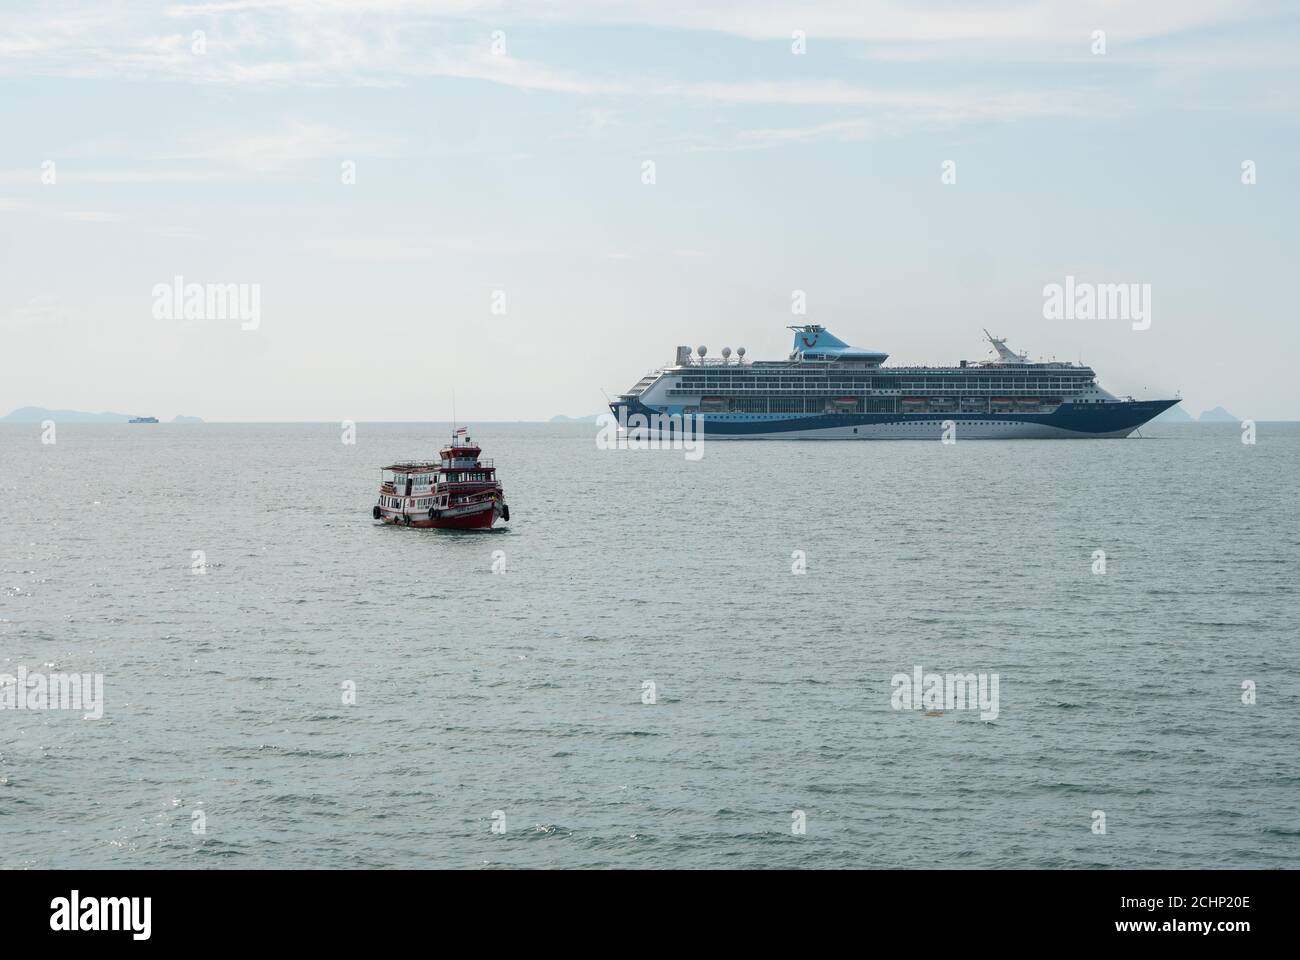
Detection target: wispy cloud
<box><xmin>166</xmin><ymin>121</ymin><xmax>394</xmax><ymax>174</ymax></box>
<box><xmin>150</xmin><ymin>0</ymin><xmax>1273</xmax><ymax>47</ymax></box>
<box><xmin>0</xmin><ymin>167</ymin><xmax>225</xmax><ymax>185</ymax></box>
<box><xmin>568</xmin><ymin>0</ymin><xmax>1273</xmax><ymax>45</ymax></box>
<box><xmin>685</xmin><ymin>118</ymin><xmax>878</xmax><ymax>153</ymax></box>
<box><xmin>0</xmin><ymin>120</ymin><xmax>398</xmax><ymax>187</ymax></box>
<box><xmin>56</xmin><ymin>210</ymin><xmax>121</xmax><ymax>222</ymax></box>
<box><xmin>0</xmin><ymin>0</ymin><xmax>1288</xmax><ymax>175</ymax></box>
<box><xmin>1</xmin><ymin>1</ymin><xmax>1286</xmax><ymax>95</ymax></box>
<box><xmin>681</xmin><ymin>85</ymin><xmax>1103</xmax><ymax>152</ymax></box>
<box><xmin>5</xmin><ymin>295</ymin><xmax>71</xmax><ymax>331</ymax></box>
<box><xmin>309</xmin><ymin>235</ymin><xmax>485</xmax><ymax>262</ymax></box>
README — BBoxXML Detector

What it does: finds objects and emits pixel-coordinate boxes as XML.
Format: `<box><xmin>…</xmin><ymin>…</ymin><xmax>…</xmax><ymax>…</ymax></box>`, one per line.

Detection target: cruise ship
<box><xmin>611</xmin><ymin>326</ymin><xmax>1180</xmax><ymax>439</ymax></box>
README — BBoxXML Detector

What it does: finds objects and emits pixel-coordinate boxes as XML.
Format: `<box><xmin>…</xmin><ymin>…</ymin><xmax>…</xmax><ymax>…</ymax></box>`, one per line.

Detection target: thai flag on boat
<box><xmin>455</xmin><ymin>427</ymin><xmax>467</xmax><ymax>435</ymax></box>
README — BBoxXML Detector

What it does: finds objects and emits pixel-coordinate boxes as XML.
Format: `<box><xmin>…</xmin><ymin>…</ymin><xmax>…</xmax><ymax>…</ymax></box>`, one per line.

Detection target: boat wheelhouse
<box><xmin>611</xmin><ymin>325</ymin><xmax>1180</xmax><ymax>440</ymax></box>
<box><xmin>372</xmin><ymin>429</ymin><xmax>509</xmax><ymax>529</ymax></box>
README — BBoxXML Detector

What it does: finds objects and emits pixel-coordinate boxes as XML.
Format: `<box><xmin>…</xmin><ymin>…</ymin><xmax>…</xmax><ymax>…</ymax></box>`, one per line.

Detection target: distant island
<box><xmin>1197</xmin><ymin>406</ymin><xmax>1237</xmax><ymax>422</ymax></box>
<box><xmin>2</xmin><ymin>407</ymin><xmax>204</xmax><ymax>424</ymax></box>
<box><xmin>1153</xmin><ymin>404</ymin><xmax>1192</xmax><ymax>422</ymax></box>
<box><xmin>1153</xmin><ymin>404</ymin><xmax>1239</xmax><ymax>423</ymax></box>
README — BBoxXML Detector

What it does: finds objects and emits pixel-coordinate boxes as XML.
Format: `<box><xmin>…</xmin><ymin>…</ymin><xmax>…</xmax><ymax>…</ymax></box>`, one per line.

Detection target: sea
<box><xmin>2</xmin><ymin>421</ymin><xmax>1297</xmax><ymax>869</ymax></box>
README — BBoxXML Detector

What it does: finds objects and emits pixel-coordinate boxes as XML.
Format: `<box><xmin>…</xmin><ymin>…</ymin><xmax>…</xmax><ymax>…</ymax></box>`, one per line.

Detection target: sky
<box><xmin>1</xmin><ymin>0</ymin><xmax>1298</xmax><ymax>421</ymax></box>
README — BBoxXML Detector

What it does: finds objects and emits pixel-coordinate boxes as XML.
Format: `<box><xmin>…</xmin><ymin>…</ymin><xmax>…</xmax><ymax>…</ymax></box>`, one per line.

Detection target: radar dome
<box><xmin>696</xmin><ymin>345</ymin><xmax>707</xmax><ymax>358</ymax></box>
<box><xmin>737</xmin><ymin>346</ymin><xmax>746</xmax><ymax>358</ymax></box>
<box><xmin>721</xmin><ymin>347</ymin><xmax>732</xmax><ymax>359</ymax></box>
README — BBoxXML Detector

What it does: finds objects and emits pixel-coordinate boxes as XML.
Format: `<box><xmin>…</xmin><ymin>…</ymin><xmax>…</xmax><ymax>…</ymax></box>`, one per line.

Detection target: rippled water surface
<box><xmin>2</xmin><ymin>422</ymin><xmax>1298</xmax><ymax>868</ymax></box>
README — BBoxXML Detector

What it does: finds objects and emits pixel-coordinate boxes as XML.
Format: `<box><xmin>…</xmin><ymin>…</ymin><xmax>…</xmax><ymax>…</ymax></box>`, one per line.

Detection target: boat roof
<box><xmin>382</xmin><ymin>461</ymin><xmax>439</xmax><ymax>472</ymax></box>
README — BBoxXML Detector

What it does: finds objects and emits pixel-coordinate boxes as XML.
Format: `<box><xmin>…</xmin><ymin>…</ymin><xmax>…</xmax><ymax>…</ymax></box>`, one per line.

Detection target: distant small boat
<box><xmin>128</xmin><ymin>416</ymin><xmax>159</xmax><ymax>423</ymax></box>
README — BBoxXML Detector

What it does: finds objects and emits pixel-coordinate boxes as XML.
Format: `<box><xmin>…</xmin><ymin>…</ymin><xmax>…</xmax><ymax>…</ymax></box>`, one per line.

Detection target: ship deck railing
<box><xmin>661</xmin><ymin>360</ymin><xmax>1086</xmax><ymax>372</ymax></box>
<box><xmin>666</xmin><ymin>384</ymin><xmax>1087</xmax><ymax>396</ymax></box>
<box><xmin>382</xmin><ymin>459</ymin><xmax>493</xmax><ymax>472</ymax></box>
<box><xmin>381</xmin><ymin>461</ymin><xmax>440</xmax><ymax>471</ymax></box>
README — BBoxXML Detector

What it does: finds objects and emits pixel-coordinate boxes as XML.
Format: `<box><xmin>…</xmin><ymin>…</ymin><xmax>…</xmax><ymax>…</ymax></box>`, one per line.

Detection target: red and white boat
<box><xmin>371</xmin><ymin>428</ymin><xmax>510</xmax><ymax>530</ymax></box>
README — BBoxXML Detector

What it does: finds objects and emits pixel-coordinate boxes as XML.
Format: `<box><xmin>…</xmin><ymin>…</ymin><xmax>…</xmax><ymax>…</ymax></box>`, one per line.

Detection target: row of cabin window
<box><xmin>395</xmin><ymin>473</ymin><xmax>490</xmax><ymax>484</ymax></box>
<box><xmin>384</xmin><ymin>496</ymin><xmax>441</xmax><ymax>508</ymax></box>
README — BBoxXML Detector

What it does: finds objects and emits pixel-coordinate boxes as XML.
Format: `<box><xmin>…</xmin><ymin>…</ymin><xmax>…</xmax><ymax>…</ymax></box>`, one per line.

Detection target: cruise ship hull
<box><xmin>612</xmin><ymin>398</ymin><xmax>1179</xmax><ymax>440</ymax></box>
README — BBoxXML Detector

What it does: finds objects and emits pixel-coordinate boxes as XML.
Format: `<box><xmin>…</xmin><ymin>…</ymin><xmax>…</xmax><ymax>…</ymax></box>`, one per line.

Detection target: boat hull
<box><xmin>378</xmin><ymin>501</ymin><xmax>505</xmax><ymax>530</ymax></box>
<box><xmin>611</xmin><ymin>398</ymin><xmax>1180</xmax><ymax>440</ymax></box>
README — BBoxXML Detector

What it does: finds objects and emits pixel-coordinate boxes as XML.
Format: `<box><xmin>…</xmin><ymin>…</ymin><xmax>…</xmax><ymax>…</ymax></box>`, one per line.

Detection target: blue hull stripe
<box><xmin>612</xmin><ymin>398</ymin><xmax>1180</xmax><ymax>437</ymax></box>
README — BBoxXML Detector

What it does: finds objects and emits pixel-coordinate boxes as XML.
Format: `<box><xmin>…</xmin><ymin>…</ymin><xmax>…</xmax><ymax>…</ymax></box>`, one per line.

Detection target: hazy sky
<box><xmin>2</xmin><ymin>1</ymin><xmax>1297</xmax><ymax>421</ymax></box>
